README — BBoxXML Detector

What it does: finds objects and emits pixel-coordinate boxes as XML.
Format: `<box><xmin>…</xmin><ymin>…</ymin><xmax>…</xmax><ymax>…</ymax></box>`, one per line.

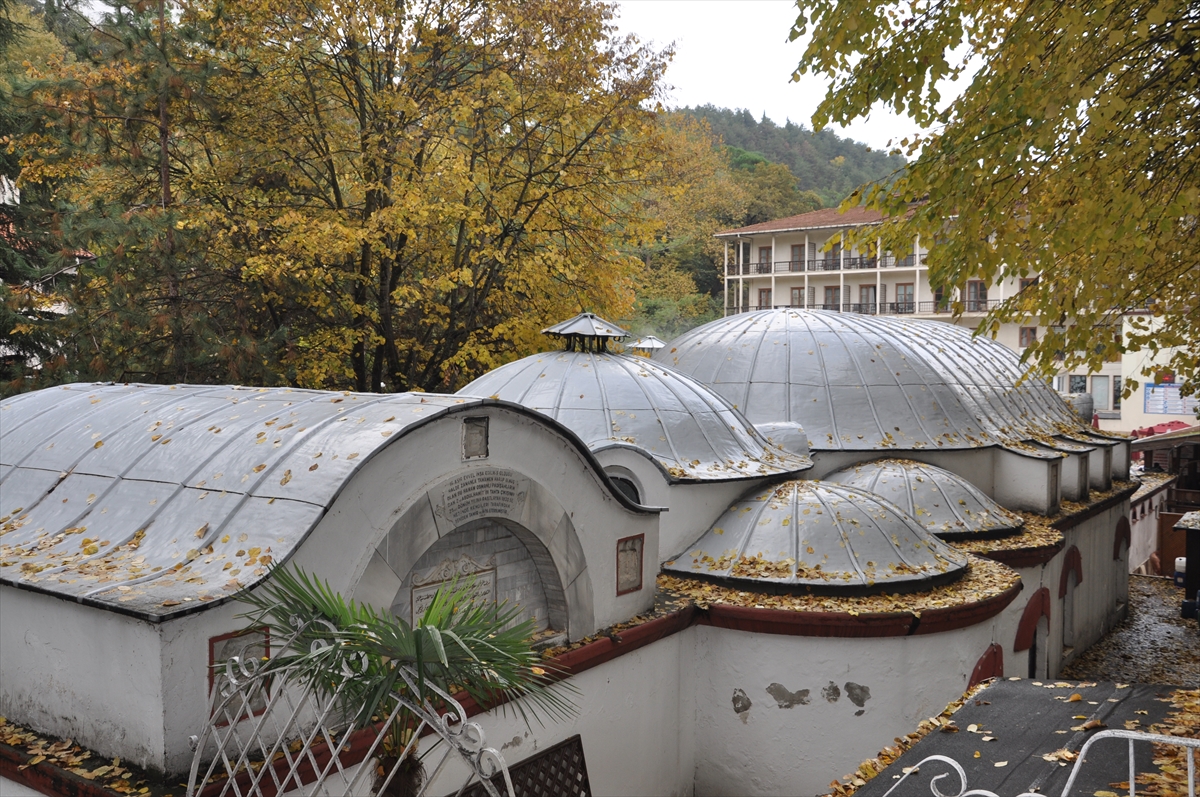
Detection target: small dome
<box><xmin>664</xmin><ymin>480</ymin><xmax>969</xmax><ymax>593</ymax></box>
<box><xmin>654</xmin><ymin>309</ymin><xmax>1086</xmax><ymax>452</ymax></box>
<box><xmin>459</xmin><ymin>351</ymin><xmax>812</xmax><ymax>481</ymax></box>
<box><xmin>824</xmin><ymin>459</ymin><xmax>1024</xmax><ymax>538</ymax></box>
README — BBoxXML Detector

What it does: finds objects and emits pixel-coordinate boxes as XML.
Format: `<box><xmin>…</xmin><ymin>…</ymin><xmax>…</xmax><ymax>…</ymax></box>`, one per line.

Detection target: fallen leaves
<box><xmin>659</xmin><ymin>555</ymin><xmax>1018</xmax><ymax>617</ymax></box>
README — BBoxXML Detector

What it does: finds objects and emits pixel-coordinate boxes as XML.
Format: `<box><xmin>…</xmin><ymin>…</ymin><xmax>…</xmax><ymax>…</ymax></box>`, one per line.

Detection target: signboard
<box><xmin>409</xmin><ymin>554</ymin><xmax>497</xmax><ymax>624</ymax></box>
<box><xmin>1144</xmin><ymin>385</ymin><xmax>1198</xmax><ymax>416</ymax></box>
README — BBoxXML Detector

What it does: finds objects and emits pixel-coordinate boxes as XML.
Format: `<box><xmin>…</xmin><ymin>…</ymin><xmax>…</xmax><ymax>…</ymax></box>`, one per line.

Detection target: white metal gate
<box><xmin>186</xmin><ymin>624</ymin><xmax>514</xmax><ymax>797</ymax></box>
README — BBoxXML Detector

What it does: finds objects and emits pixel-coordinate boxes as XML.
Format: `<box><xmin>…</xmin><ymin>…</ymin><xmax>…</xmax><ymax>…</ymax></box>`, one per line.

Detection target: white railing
<box><xmin>882</xmin><ymin>729</ymin><xmax>1198</xmax><ymax>797</ymax></box>
<box><xmin>186</xmin><ymin>623</ymin><xmax>513</xmax><ymax>797</ymax></box>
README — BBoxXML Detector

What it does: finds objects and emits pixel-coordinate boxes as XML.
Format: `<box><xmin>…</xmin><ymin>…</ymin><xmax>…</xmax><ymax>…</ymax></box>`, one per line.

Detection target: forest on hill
<box><xmin>676</xmin><ymin>106</ymin><xmax>905</xmax><ymax>209</ymax></box>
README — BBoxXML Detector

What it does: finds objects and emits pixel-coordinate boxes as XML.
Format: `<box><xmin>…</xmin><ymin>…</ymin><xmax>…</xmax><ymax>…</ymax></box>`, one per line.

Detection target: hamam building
<box><xmin>0</xmin><ymin>310</ymin><xmax>1136</xmax><ymax>796</ymax></box>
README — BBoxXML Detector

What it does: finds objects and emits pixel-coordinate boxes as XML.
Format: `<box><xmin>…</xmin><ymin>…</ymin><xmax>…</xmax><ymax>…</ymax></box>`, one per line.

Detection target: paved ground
<box><xmin>1062</xmin><ymin>575</ymin><xmax>1200</xmax><ymax>684</ymax></box>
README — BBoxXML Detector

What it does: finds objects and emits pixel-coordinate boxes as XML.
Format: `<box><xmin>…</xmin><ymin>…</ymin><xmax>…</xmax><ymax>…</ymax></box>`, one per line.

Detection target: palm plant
<box><xmin>236</xmin><ymin>566</ymin><xmax>577</xmax><ymax>796</ymax></box>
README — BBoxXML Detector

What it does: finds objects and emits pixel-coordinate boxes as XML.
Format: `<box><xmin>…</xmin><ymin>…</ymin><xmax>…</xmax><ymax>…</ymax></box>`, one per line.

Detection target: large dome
<box><xmin>663</xmin><ymin>480</ymin><xmax>968</xmax><ymax>594</ymax></box>
<box><xmin>824</xmin><ymin>459</ymin><xmax>1024</xmax><ymax>539</ymax></box>
<box><xmin>458</xmin><ymin>350</ymin><xmax>812</xmax><ymax>481</ymax></box>
<box><xmin>653</xmin><ymin>309</ymin><xmax>1087</xmax><ymax>452</ymax></box>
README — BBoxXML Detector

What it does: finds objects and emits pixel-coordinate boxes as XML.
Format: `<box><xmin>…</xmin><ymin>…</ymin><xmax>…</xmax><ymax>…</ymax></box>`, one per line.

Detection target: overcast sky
<box><xmin>612</xmin><ymin>0</ymin><xmax>923</xmax><ymax>153</ymax></box>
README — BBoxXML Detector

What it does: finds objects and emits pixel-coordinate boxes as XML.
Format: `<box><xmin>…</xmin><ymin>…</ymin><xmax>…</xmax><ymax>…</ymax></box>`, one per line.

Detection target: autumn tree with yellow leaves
<box><xmin>792</xmin><ymin>0</ymin><xmax>1200</xmax><ymax>393</ymax></box>
<box><xmin>21</xmin><ymin>0</ymin><xmax>671</xmax><ymax>391</ymax></box>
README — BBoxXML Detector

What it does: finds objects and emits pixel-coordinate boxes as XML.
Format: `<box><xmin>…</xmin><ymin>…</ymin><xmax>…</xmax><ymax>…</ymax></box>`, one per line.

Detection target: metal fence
<box><xmin>186</xmin><ymin>623</ymin><xmax>513</xmax><ymax>797</ymax></box>
<box><xmin>881</xmin><ymin>729</ymin><xmax>1199</xmax><ymax>797</ymax></box>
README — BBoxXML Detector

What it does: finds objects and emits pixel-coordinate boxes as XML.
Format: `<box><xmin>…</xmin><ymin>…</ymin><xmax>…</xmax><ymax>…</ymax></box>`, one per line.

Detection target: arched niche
<box><xmin>352</xmin><ymin>465</ymin><xmax>593</xmax><ymax>641</ymax></box>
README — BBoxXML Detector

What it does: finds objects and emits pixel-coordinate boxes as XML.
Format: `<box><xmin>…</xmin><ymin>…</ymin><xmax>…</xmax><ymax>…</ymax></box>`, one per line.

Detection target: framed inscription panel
<box><xmin>616</xmin><ymin>534</ymin><xmax>644</xmax><ymax>595</ymax></box>
<box><xmin>409</xmin><ymin>554</ymin><xmax>498</xmax><ymax>625</ymax></box>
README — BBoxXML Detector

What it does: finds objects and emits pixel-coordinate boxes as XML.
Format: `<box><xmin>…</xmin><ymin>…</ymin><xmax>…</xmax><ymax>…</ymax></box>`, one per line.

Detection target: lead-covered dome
<box><xmin>824</xmin><ymin>459</ymin><xmax>1024</xmax><ymax>539</ymax></box>
<box><xmin>664</xmin><ymin>480</ymin><xmax>968</xmax><ymax>593</ymax></box>
<box><xmin>653</xmin><ymin>309</ymin><xmax>1087</xmax><ymax>452</ymax></box>
<box><xmin>459</xmin><ymin>349</ymin><xmax>812</xmax><ymax>481</ymax></box>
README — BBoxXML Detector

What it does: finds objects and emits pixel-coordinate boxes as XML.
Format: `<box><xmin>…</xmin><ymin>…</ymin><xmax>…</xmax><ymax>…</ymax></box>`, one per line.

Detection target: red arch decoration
<box><xmin>1014</xmin><ymin>587</ymin><xmax>1050</xmax><ymax>652</ymax></box>
<box><xmin>1058</xmin><ymin>545</ymin><xmax>1084</xmax><ymax>598</ymax></box>
<box><xmin>1113</xmin><ymin>515</ymin><xmax>1131</xmax><ymax>560</ymax></box>
<box><xmin>969</xmin><ymin>643</ymin><xmax>1004</xmax><ymax>687</ymax></box>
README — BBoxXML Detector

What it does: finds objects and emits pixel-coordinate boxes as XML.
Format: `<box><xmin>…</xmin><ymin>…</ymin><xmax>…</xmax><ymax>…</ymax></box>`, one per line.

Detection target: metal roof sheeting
<box><xmin>825</xmin><ymin>459</ymin><xmax>1025</xmax><ymax>539</ymax></box>
<box><xmin>458</xmin><ymin>351</ymin><xmax>812</xmax><ymax>481</ymax></box>
<box><xmin>663</xmin><ymin>480</ymin><xmax>968</xmax><ymax>593</ymax></box>
<box><xmin>654</xmin><ymin>309</ymin><xmax>1089</xmax><ymax>452</ymax></box>
<box><xmin>0</xmin><ymin>384</ymin><xmax>501</xmax><ymax>621</ymax></box>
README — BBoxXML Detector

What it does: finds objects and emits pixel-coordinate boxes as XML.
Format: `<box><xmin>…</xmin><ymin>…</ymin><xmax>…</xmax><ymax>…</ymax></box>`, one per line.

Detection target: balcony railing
<box><xmin>917</xmin><ymin>299</ymin><xmax>1000</xmax><ymax>314</ymax></box>
<box><xmin>727</xmin><ymin>255</ymin><xmax>926</xmax><ymax>276</ymax></box>
<box><xmin>727</xmin><ymin>299</ymin><xmax>998</xmax><ymax>316</ymax></box>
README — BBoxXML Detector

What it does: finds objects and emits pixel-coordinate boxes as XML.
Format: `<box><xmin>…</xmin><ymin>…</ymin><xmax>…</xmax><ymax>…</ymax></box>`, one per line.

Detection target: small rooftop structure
<box><xmin>629</xmin><ymin>335</ymin><xmax>666</xmax><ymax>352</ymax></box>
<box><xmin>825</xmin><ymin>459</ymin><xmax>1025</xmax><ymax>539</ymax></box>
<box><xmin>543</xmin><ymin>312</ymin><xmax>628</xmax><ymax>352</ymax></box>
<box><xmin>655</xmin><ymin>309</ymin><xmax>1093</xmax><ymax>452</ymax></box>
<box><xmin>458</xmin><ymin>350</ymin><xmax>812</xmax><ymax>481</ymax></box>
<box><xmin>664</xmin><ymin>479</ymin><xmax>968</xmax><ymax>594</ymax></box>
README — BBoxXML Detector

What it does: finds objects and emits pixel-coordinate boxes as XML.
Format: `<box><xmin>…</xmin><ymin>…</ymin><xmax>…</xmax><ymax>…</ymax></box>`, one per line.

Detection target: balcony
<box><xmin>728</xmin><ymin>299</ymin><xmax>999</xmax><ymax>316</ymax></box>
<box><xmin>727</xmin><ymin>255</ymin><xmax>925</xmax><ymax>276</ymax></box>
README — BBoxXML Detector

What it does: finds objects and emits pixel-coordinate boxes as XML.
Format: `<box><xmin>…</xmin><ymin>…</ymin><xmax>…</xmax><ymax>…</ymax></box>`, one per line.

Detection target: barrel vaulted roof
<box><xmin>458</xmin><ymin>351</ymin><xmax>812</xmax><ymax>481</ymax></box>
<box><xmin>654</xmin><ymin>309</ymin><xmax>1090</xmax><ymax>452</ymax></box>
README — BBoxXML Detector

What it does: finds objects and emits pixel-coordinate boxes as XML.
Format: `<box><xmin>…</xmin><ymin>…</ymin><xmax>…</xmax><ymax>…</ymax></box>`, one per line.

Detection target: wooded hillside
<box><xmin>675</xmin><ymin>105</ymin><xmax>905</xmax><ymax>208</ymax></box>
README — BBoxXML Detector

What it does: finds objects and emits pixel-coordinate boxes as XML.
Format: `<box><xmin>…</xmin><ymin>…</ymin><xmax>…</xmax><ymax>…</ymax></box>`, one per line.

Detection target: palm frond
<box><xmin>236</xmin><ymin>565</ymin><xmax>578</xmax><ymax>732</ymax></box>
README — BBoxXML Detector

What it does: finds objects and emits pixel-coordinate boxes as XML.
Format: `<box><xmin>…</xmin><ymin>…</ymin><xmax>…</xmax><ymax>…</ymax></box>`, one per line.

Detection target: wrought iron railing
<box><xmin>186</xmin><ymin>622</ymin><xmax>513</xmax><ymax>797</ymax></box>
<box><xmin>880</xmin><ymin>729</ymin><xmax>1198</xmax><ymax>797</ymax></box>
<box><xmin>726</xmin><ymin>255</ymin><xmax>926</xmax><ymax>276</ymax></box>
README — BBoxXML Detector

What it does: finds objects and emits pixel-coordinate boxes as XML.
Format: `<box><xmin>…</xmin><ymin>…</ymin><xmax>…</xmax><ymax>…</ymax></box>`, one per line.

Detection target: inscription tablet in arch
<box><xmin>431</xmin><ymin>468</ymin><xmax>530</xmax><ymax>533</ymax></box>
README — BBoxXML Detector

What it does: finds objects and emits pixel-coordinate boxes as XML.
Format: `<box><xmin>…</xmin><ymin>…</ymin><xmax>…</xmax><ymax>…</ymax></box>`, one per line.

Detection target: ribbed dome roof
<box><xmin>459</xmin><ymin>351</ymin><xmax>811</xmax><ymax>481</ymax></box>
<box><xmin>663</xmin><ymin>480</ymin><xmax>969</xmax><ymax>593</ymax></box>
<box><xmin>824</xmin><ymin>459</ymin><xmax>1024</xmax><ymax>538</ymax></box>
<box><xmin>653</xmin><ymin>309</ymin><xmax>1087</xmax><ymax>452</ymax></box>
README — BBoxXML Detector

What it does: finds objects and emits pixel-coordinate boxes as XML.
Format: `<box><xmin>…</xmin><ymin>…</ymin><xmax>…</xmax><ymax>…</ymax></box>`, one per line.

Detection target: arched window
<box><xmin>609</xmin><ymin>477</ymin><xmax>640</xmax><ymax>504</ymax></box>
<box><xmin>1014</xmin><ymin>587</ymin><xmax>1051</xmax><ymax>679</ymax></box>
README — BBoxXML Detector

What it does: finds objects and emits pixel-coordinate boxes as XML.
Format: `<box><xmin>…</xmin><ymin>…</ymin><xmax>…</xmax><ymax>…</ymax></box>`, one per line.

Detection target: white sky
<box><xmin>612</xmin><ymin>0</ymin><xmax>923</xmax><ymax>153</ymax></box>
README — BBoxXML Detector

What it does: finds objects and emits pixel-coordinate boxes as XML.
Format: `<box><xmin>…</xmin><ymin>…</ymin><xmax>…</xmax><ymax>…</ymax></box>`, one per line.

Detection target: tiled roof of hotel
<box><xmin>714</xmin><ymin>206</ymin><xmax>890</xmax><ymax>237</ymax></box>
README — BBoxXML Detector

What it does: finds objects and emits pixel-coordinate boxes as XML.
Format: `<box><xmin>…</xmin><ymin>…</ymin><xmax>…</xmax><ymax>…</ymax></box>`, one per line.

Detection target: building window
<box><xmin>790</xmin><ymin>286</ymin><xmax>803</xmax><ymax>307</ymax></box>
<box><xmin>758</xmin><ymin>288</ymin><xmax>772</xmax><ymax>309</ymax></box>
<box><xmin>823</xmin><ymin>286</ymin><xmax>841</xmax><ymax>309</ymax></box>
<box><xmin>933</xmin><ymin>285</ymin><xmax>949</xmax><ymax>311</ymax></box>
<box><xmin>1069</xmin><ymin>375</ymin><xmax>1087</xmax><ymax>394</ymax></box>
<box><xmin>1019</xmin><ymin>277</ymin><xmax>1039</xmax><ymax>291</ymax></box>
<box><xmin>758</xmin><ymin>246</ymin><xmax>771</xmax><ymax>264</ymax></box>
<box><xmin>462</xmin><ymin>416</ymin><xmax>489</xmax><ymax>459</ymax></box>
<box><xmin>826</xmin><ymin>240</ymin><xmax>841</xmax><ymax>265</ymax></box>
<box><xmin>1092</xmin><ymin>375</ymin><xmax>1111</xmax><ymax>411</ymax></box>
<box><xmin>790</xmin><ymin>244</ymin><xmax>802</xmax><ymax>266</ymax></box>
<box><xmin>859</xmin><ymin>285</ymin><xmax>876</xmax><ymax>312</ymax></box>
<box><xmin>895</xmin><ymin>283</ymin><xmax>914</xmax><ymax>313</ymax></box>
<box><xmin>1019</xmin><ymin>326</ymin><xmax>1037</xmax><ymax>347</ymax></box>
<box><xmin>616</xmin><ymin>534</ymin><xmax>644</xmax><ymax>595</ymax></box>
<box><xmin>966</xmin><ymin>280</ymin><xmax>988</xmax><ymax>311</ymax></box>
<box><xmin>1113</xmin><ymin>376</ymin><xmax>1122</xmax><ymax>410</ymax></box>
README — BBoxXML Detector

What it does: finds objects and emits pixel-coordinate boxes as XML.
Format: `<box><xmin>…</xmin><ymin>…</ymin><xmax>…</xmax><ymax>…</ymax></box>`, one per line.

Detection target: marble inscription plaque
<box><xmin>411</xmin><ymin>561</ymin><xmax>496</xmax><ymax>624</ymax></box>
<box><xmin>433</xmin><ymin>468</ymin><xmax>529</xmax><ymax>529</ymax></box>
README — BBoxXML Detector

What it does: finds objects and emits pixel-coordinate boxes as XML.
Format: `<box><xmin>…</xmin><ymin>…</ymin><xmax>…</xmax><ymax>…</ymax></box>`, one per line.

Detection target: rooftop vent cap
<box><xmin>543</xmin><ymin>312</ymin><xmax>629</xmax><ymax>352</ymax></box>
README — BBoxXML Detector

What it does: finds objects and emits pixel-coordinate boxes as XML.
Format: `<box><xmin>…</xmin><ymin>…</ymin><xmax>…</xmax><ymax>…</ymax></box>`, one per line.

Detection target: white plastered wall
<box><xmin>689</xmin><ymin>621</ymin><xmax>999</xmax><ymax>797</ymax></box>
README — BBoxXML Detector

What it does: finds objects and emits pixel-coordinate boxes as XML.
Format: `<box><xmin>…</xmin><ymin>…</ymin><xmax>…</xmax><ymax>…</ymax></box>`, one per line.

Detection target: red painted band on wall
<box><xmin>969</xmin><ymin>643</ymin><xmax>1004</xmax><ymax>687</ymax></box>
<box><xmin>1058</xmin><ymin>545</ymin><xmax>1084</xmax><ymax>598</ymax></box>
<box><xmin>1113</xmin><ymin>516</ymin><xmax>1131</xmax><ymax>560</ymax></box>
<box><xmin>1013</xmin><ymin>586</ymin><xmax>1051</xmax><ymax>652</ymax></box>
